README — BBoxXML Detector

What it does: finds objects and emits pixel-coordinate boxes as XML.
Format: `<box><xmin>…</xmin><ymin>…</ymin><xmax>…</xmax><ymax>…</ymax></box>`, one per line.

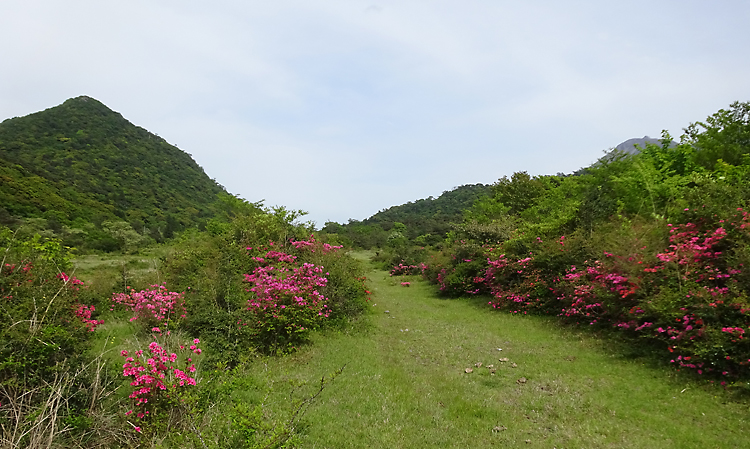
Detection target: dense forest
<box><xmin>0</xmin><ymin>96</ymin><xmax>230</xmax><ymax>251</ymax></box>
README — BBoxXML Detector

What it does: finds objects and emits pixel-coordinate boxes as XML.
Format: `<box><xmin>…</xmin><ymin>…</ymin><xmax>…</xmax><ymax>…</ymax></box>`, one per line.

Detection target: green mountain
<box><xmin>362</xmin><ymin>184</ymin><xmax>490</xmax><ymax>235</ymax></box>
<box><xmin>0</xmin><ymin>96</ymin><xmax>228</xmax><ymax>248</ymax></box>
<box><xmin>326</xmin><ymin>184</ymin><xmax>490</xmax><ymax>247</ymax></box>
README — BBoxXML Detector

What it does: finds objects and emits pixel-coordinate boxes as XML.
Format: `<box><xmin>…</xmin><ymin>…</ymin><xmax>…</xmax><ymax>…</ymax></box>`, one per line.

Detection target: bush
<box><xmin>0</xmin><ymin>228</ymin><xmax>106</xmax><ymax>446</ymax></box>
<box><xmin>162</xmin><ymin>213</ymin><xmax>369</xmax><ymax>361</ymax></box>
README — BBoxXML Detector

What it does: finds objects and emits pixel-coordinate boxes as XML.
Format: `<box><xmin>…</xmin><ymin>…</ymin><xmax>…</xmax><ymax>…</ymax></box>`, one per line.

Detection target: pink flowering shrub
<box><xmin>74</xmin><ymin>304</ymin><xmax>104</xmax><ymax>331</ymax></box>
<box><xmin>1</xmin><ymin>230</ymin><xmax>107</xmax><ymax>442</ymax></box>
<box><xmin>390</xmin><ymin>263</ymin><xmax>423</xmax><ymax>276</ymax></box>
<box><xmin>243</xmin><ymin>243</ymin><xmax>332</xmax><ymax>353</ymax></box>
<box><xmin>552</xmin><ymin>261</ymin><xmax>639</xmax><ymax>325</ymax></box>
<box><xmin>289</xmin><ymin>234</ymin><xmax>343</xmax><ymax>254</ymax></box>
<box><xmin>120</xmin><ymin>334</ymin><xmax>202</xmax><ymax>435</ymax></box>
<box><xmin>420</xmin><ymin>208</ymin><xmax>750</xmax><ymax>379</ymax></box>
<box><xmin>485</xmin><ymin>253</ymin><xmax>548</xmax><ymax>314</ymax></box>
<box><xmin>0</xmin><ymin>245</ymin><xmax>104</xmax><ymax>382</ymax></box>
<box><xmin>161</xmin><ymin>226</ymin><xmax>368</xmax><ymax>366</ymax></box>
<box><xmin>111</xmin><ymin>283</ymin><xmax>187</xmax><ymax>329</ymax></box>
<box><xmin>423</xmin><ymin>243</ymin><xmax>489</xmax><ymax>296</ymax></box>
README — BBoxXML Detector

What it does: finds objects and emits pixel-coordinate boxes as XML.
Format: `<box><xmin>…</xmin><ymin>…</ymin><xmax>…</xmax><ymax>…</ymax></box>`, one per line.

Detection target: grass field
<box><xmin>248</xmin><ymin>251</ymin><xmax>749</xmax><ymax>448</ymax></box>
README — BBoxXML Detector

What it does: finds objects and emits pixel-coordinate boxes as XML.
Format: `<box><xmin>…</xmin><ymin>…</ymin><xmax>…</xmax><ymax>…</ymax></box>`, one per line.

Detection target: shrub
<box><xmin>120</xmin><ymin>331</ymin><xmax>202</xmax><ymax>438</ymax></box>
<box><xmin>111</xmin><ymin>284</ymin><xmax>187</xmax><ymax>331</ymax></box>
<box><xmin>0</xmin><ymin>228</ymin><xmax>105</xmax><ymax>445</ymax></box>
<box><xmin>243</xmin><ymin>251</ymin><xmax>330</xmax><ymax>353</ymax></box>
<box><xmin>162</xmin><ymin>217</ymin><xmax>369</xmax><ymax>363</ymax></box>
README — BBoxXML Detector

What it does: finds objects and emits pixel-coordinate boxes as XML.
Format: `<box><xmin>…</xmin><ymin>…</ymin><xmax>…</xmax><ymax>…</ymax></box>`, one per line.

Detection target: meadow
<box><xmin>246</xmin><ymin>252</ymin><xmax>749</xmax><ymax>448</ymax></box>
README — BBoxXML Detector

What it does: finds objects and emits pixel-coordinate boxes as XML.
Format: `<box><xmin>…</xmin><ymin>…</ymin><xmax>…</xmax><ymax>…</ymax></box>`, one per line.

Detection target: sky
<box><xmin>2</xmin><ymin>1</ymin><xmax>750</xmax><ymax>227</ymax></box>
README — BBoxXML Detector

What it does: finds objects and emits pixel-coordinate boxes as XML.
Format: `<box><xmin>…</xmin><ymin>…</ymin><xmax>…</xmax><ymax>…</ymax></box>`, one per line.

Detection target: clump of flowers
<box><xmin>111</xmin><ymin>284</ymin><xmax>187</xmax><ymax>328</ymax></box>
<box><xmin>554</xmin><ymin>261</ymin><xmax>638</xmax><ymax>324</ymax></box>
<box><xmin>74</xmin><ymin>304</ymin><xmax>104</xmax><ymax>331</ymax></box>
<box><xmin>390</xmin><ymin>263</ymin><xmax>422</xmax><ymax>276</ymax></box>
<box><xmin>289</xmin><ymin>234</ymin><xmax>343</xmax><ymax>254</ymax></box>
<box><xmin>121</xmin><ymin>335</ymin><xmax>202</xmax><ymax>434</ymax></box>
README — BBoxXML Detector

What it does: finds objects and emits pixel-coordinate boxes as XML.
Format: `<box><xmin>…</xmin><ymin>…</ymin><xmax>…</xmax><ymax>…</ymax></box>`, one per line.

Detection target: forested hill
<box><xmin>325</xmin><ymin>184</ymin><xmax>490</xmax><ymax>247</ymax></box>
<box><xmin>363</xmin><ymin>183</ymin><xmax>490</xmax><ymax>232</ymax></box>
<box><xmin>0</xmin><ymin>96</ymin><xmax>228</xmax><ymax>246</ymax></box>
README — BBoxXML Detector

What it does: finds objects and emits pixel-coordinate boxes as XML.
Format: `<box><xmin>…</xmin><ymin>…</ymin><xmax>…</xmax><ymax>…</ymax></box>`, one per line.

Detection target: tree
<box><xmin>685</xmin><ymin>101</ymin><xmax>750</xmax><ymax>169</ymax></box>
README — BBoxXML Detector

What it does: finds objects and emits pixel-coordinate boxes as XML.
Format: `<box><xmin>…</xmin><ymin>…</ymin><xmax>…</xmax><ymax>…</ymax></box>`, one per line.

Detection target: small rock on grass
<box><xmin>465</xmin><ymin>368</ymin><xmax>473</xmax><ymax>374</ymax></box>
<box><xmin>499</xmin><ymin>357</ymin><xmax>510</xmax><ymax>362</ymax></box>
<box><xmin>492</xmin><ymin>425</ymin><xmax>507</xmax><ymax>432</ymax></box>
<box><xmin>517</xmin><ymin>377</ymin><xmax>527</xmax><ymax>384</ymax></box>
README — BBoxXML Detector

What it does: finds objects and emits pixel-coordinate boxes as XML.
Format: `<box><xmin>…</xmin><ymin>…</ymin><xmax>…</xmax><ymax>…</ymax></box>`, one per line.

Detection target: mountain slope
<box><xmin>361</xmin><ymin>183</ymin><xmax>490</xmax><ymax>236</ymax></box>
<box><xmin>327</xmin><ymin>184</ymin><xmax>490</xmax><ymax>247</ymax></box>
<box><xmin>0</xmin><ymin>96</ymin><xmax>227</xmax><ymax>234</ymax></box>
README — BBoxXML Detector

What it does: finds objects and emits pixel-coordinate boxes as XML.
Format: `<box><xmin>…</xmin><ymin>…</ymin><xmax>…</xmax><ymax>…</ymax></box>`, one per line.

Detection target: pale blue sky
<box><xmin>2</xmin><ymin>1</ymin><xmax>749</xmax><ymax>226</ymax></box>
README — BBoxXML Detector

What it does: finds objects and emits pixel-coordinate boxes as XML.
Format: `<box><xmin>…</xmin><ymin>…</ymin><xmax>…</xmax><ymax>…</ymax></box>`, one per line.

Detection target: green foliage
<box><xmin>685</xmin><ymin>101</ymin><xmax>750</xmax><ymax>169</ymax></box>
<box><xmin>330</xmin><ymin>184</ymin><xmax>490</xmax><ymax>247</ymax></box>
<box><xmin>419</xmin><ymin>101</ymin><xmax>750</xmax><ymax>381</ymax></box>
<box><xmin>0</xmin><ymin>96</ymin><xmax>233</xmax><ymax>251</ymax></box>
<box><xmin>488</xmin><ymin>171</ymin><xmax>549</xmax><ymax>215</ymax></box>
<box><xmin>0</xmin><ymin>228</ymin><xmax>107</xmax><ymax>446</ymax></box>
<box><xmin>162</xmin><ymin>207</ymin><xmax>367</xmax><ymax>361</ymax></box>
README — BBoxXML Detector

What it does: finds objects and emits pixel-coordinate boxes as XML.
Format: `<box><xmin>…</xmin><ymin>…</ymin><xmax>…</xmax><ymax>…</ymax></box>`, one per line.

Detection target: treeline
<box><xmin>389</xmin><ymin>101</ymin><xmax>750</xmax><ymax>383</ymax></box>
<box><xmin>0</xmin><ymin>96</ymin><xmax>229</xmax><ymax>252</ymax></box>
<box><xmin>323</xmin><ymin>183</ymin><xmax>490</xmax><ymax>248</ymax></box>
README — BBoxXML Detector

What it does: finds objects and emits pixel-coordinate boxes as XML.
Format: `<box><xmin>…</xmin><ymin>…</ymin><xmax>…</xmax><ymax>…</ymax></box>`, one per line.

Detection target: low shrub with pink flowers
<box><xmin>236</xmin><ymin>234</ymin><xmax>368</xmax><ymax>353</ymax></box>
<box><xmin>111</xmin><ymin>283</ymin><xmax>187</xmax><ymax>330</ymax></box>
<box><xmin>243</xmin><ymin>246</ymin><xmax>331</xmax><ymax>353</ymax></box>
<box><xmin>0</xmin><ymin>232</ymin><xmax>104</xmax><ymax>382</ymax></box>
<box><xmin>423</xmin><ymin>207</ymin><xmax>750</xmax><ymax>381</ymax></box>
<box><xmin>159</xmin><ymin>207</ymin><xmax>369</xmax><ymax>363</ymax></box>
<box><xmin>431</xmin><ymin>215</ymin><xmax>747</xmax><ymax>376</ymax></box>
<box><xmin>120</xmin><ymin>333</ymin><xmax>202</xmax><ymax>436</ymax></box>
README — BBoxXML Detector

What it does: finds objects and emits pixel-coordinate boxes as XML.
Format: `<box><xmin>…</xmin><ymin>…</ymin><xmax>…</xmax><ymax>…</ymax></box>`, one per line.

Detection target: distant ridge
<box><xmin>613</xmin><ymin>136</ymin><xmax>677</xmax><ymax>155</ymax></box>
<box><xmin>333</xmin><ymin>184</ymin><xmax>490</xmax><ymax>240</ymax></box>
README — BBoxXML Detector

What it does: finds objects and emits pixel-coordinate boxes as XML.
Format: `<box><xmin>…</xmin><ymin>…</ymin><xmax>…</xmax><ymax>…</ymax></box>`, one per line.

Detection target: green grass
<box><xmin>248</xmin><ymin>252</ymin><xmax>749</xmax><ymax>448</ymax></box>
<box><xmin>71</xmin><ymin>248</ymin><xmax>169</xmax><ymax>300</ymax></box>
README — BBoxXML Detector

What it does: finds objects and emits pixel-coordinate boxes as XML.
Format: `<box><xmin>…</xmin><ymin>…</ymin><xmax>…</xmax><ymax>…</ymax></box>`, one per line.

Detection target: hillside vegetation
<box><xmin>0</xmin><ymin>96</ymin><xmax>228</xmax><ymax>251</ymax></box>
<box><xmin>325</xmin><ymin>183</ymin><xmax>490</xmax><ymax>248</ymax></box>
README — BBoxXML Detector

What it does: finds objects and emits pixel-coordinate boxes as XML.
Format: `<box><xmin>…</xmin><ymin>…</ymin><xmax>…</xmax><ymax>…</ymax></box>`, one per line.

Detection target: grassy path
<box><xmin>257</xmin><ymin>253</ymin><xmax>748</xmax><ymax>448</ymax></box>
